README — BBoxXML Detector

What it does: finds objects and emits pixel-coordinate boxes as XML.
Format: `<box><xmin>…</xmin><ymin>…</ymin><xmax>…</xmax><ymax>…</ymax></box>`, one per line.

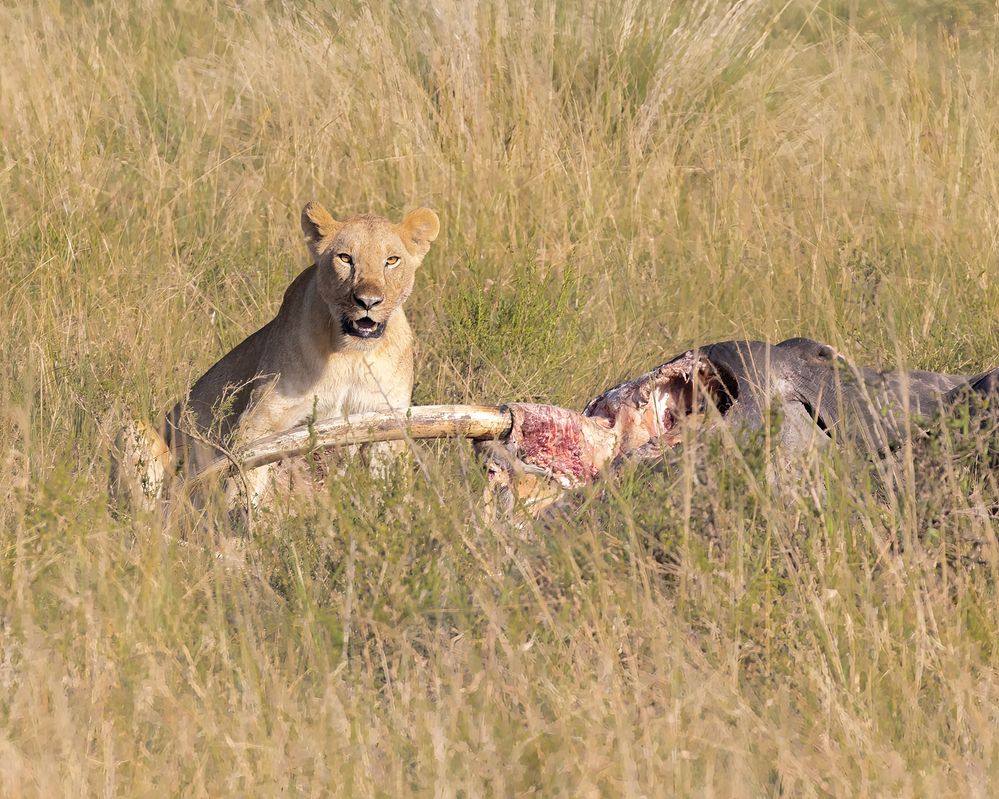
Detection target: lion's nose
<box><xmin>353</xmin><ymin>291</ymin><xmax>383</xmax><ymax>310</ymax></box>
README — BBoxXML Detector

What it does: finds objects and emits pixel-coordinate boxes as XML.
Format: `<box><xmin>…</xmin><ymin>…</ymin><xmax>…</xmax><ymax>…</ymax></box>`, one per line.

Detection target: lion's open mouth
<box><xmin>342</xmin><ymin>316</ymin><xmax>386</xmax><ymax>339</ymax></box>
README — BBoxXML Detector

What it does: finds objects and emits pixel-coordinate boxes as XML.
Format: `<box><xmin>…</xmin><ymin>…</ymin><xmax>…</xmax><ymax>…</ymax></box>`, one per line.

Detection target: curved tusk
<box><xmin>190</xmin><ymin>404</ymin><xmax>514</xmax><ymax>485</ymax></box>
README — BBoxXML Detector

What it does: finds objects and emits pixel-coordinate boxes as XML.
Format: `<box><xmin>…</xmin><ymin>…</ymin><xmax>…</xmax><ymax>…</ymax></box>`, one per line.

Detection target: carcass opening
<box><xmin>584</xmin><ymin>352</ymin><xmax>740</xmax><ymax>452</ymax></box>
<box><xmin>480</xmin><ymin>355</ymin><xmax>742</xmax><ymax>516</ymax></box>
<box><xmin>651</xmin><ymin>357</ymin><xmax>739</xmax><ymax>439</ymax></box>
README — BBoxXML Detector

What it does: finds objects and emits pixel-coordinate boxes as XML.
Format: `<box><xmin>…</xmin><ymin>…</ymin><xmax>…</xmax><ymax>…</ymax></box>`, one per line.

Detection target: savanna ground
<box><xmin>2</xmin><ymin>0</ymin><xmax>999</xmax><ymax>795</ymax></box>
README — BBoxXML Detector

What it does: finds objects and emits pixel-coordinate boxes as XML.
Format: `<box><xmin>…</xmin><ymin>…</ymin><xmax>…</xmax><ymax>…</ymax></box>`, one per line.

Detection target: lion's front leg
<box><xmin>225</xmin><ymin>394</ymin><xmax>297</xmax><ymax>514</ymax></box>
<box><xmin>108</xmin><ymin>419</ymin><xmax>172</xmax><ymax>516</ymax></box>
<box><xmin>362</xmin><ymin>439</ymin><xmax>409</xmax><ymax>481</ymax></box>
<box><xmin>225</xmin><ymin>460</ymin><xmax>275</xmax><ymax>513</ymax></box>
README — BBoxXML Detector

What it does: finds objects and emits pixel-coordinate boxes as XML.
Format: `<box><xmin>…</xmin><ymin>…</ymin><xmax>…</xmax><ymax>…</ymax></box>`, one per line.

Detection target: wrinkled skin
<box><xmin>479</xmin><ymin>337</ymin><xmax>998</xmax><ymax>516</ymax></box>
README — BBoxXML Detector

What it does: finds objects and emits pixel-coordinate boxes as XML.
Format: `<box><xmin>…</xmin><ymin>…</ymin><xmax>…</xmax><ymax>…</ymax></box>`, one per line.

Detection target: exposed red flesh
<box><xmin>505</xmin><ymin>403</ymin><xmax>618</xmax><ymax>487</ymax></box>
<box><xmin>483</xmin><ymin>352</ymin><xmax>715</xmax><ymax>506</ymax></box>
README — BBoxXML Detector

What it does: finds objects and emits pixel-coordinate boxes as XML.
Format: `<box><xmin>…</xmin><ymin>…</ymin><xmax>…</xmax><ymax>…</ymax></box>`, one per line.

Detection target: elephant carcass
<box><xmin>478</xmin><ymin>338</ymin><xmax>996</xmax><ymax>515</ymax></box>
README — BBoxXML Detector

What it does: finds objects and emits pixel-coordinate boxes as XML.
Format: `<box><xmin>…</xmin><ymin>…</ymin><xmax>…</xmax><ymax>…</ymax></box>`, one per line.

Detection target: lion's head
<box><xmin>301</xmin><ymin>202</ymin><xmax>440</xmax><ymax>346</ymax></box>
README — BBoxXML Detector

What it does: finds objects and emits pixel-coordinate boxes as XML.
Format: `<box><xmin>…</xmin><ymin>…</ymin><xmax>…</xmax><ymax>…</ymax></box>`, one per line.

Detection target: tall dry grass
<box><xmin>1</xmin><ymin>0</ymin><xmax>998</xmax><ymax>794</ymax></box>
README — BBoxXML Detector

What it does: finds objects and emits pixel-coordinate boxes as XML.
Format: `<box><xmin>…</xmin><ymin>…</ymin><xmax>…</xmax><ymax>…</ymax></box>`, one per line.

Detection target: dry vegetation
<box><xmin>2</xmin><ymin>0</ymin><xmax>999</xmax><ymax>795</ymax></box>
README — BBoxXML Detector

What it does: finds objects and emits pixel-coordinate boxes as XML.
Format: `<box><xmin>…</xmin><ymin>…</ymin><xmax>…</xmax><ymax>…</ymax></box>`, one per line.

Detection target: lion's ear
<box><xmin>398</xmin><ymin>208</ymin><xmax>440</xmax><ymax>258</ymax></box>
<box><xmin>301</xmin><ymin>201</ymin><xmax>342</xmax><ymax>262</ymax></box>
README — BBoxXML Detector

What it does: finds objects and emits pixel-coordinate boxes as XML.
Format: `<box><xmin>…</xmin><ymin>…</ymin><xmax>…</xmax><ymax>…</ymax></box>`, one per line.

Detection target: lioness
<box><xmin>110</xmin><ymin>202</ymin><xmax>440</xmax><ymax>511</ymax></box>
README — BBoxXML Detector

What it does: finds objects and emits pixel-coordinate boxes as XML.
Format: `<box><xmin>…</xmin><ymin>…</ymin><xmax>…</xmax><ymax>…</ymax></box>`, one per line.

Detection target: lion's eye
<box><xmin>385</xmin><ymin>255</ymin><xmax>401</xmax><ymax>268</ymax></box>
<box><xmin>336</xmin><ymin>253</ymin><xmax>352</xmax><ymax>265</ymax></box>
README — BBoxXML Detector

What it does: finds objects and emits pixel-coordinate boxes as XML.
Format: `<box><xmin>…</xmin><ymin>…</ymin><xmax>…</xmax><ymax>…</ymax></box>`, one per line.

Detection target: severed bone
<box><xmin>189</xmin><ymin>404</ymin><xmax>515</xmax><ymax>488</ymax></box>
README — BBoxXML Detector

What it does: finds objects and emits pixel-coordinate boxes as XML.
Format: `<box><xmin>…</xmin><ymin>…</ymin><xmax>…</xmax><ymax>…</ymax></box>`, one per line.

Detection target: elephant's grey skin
<box><xmin>585</xmin><ymin>337</ymin><xmax>995</xmax><ymax>460</ymax></box>
<box><xmin>696</xmin><ymin>338</ymin><xmax>972</xmax><ymax>455</ymax></box>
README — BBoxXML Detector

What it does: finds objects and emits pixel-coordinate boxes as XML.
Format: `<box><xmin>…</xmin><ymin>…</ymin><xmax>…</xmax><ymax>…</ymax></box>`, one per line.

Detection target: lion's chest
<box><xmin>253</xmin><ymin>352</ymin><xmax>411</xmax><ymax>436</ymax></box>
<box><xmin>312</xmin><ymin>356</ymin><xmax>408</xmax><ymax>417</ymax></box>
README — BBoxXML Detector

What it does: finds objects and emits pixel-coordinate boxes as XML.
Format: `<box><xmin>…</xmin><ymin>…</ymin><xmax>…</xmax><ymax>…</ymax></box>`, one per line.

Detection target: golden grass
<box><xmin>2</xmin><ymin>0</ymin><xmax>998</xmax><ymax>794</ymax></box>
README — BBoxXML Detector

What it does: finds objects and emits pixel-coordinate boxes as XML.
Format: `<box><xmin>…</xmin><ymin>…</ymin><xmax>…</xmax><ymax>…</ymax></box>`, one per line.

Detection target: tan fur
<box><xmin>109</xmin><ymin>202</ymin><xmax>440</xmax><ymax>511</ymax></box>
<box><xmin>108</xmin><ymin>420</ymin><xmax>172</xmax><ymax>515</ymax></box>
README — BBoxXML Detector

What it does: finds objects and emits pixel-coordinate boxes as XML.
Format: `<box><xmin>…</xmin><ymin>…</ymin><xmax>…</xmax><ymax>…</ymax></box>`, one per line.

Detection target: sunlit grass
<box><xmin>1</xmin><ymin>0</ymin><xmax>998</xmax><ymax>794</ymax></box>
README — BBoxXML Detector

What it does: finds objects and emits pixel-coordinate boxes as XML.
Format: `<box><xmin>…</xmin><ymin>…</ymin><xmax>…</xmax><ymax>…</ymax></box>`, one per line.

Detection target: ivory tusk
<box><xmin>190</xmin><ymin>404</ymin><xmax>514</xmax><ymax>485</ymax></box>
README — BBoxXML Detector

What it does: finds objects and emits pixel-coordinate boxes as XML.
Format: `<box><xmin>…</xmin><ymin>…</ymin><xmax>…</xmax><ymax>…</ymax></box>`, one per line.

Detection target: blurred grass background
<box><xmin>1</xmin><ymin>0</ymin><xmax>998</xmax><ymax>794</ymax></box>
